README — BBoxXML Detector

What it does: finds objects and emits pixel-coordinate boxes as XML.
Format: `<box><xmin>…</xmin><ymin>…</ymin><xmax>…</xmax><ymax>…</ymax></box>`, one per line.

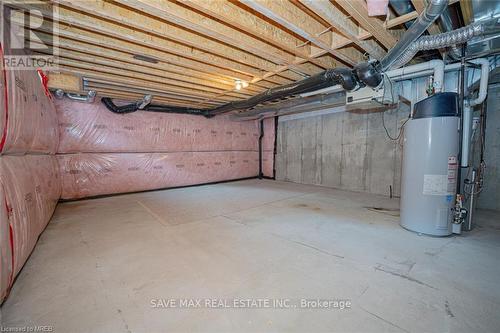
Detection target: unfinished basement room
<box><xmin>1</xmin><ymin>0</ymin><xmax>500</xmax><ymax>332</ymax></box>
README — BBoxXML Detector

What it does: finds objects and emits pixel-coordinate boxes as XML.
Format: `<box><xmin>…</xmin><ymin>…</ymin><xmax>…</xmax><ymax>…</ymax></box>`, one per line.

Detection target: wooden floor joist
<box><xmin>53</xmin><ymin>0</ymin><xmax>306</xmax><ymax>82</ymax></box>
<box><xmin>4</xmin><ymin>0</ymin><xmax>459</xmax><ymax>107</ymax></box>
<box><xmin>30</xmin><ymin>34</ymin><xmax>259</xmax><ymax>97</ymax></box>
<box><xmin>334</xmin><ymin>0</ymin><xmax>398</xmax><ymax>49</ymax></box>
<box><xmin>238</xmin><ymin>0</ymin><xmax>364</xmax><ymax>66</ymax></box>
<box><xmin>179</xmin><ymin>0</ymin><xmax>333</xmax><ymax>69</ymax></box>
<box><xmin>299</xmin><ymin>0</ymin><xmax>387</xmax><ymax>60</ymax></box>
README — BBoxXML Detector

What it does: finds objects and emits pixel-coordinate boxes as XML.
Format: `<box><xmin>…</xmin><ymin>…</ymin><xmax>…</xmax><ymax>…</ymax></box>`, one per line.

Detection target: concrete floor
<box><xmin>1</xmin><ymin>179</ymin><xmax>500</xmax><ymax>333</ymax></box>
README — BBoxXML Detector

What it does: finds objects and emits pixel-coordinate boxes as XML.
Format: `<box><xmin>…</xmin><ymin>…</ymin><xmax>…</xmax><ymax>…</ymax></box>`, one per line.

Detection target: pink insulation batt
<box><xmin>0</xmin><ymin>155</ymin><xmax>61</xmax><ymax>302</ymax></box>
<box><xmin>367</xmin><ymin>0</ymin><xmax>389</xmax><ymax>16</ymax></box>
<box><xmin>55</xmin><ymin>98</ymin><xmax>259</xmax><ymax>153</ymax></box>
<box><xmin>55</xmin><ymin>98</ymin><xmax>276</xmax><ymax>198</ymax></box>
<box><xmin>0</xmin><ymin>39</ymin><xmax>58</xmax><ymax>154</ymax></box>
<box><xmin>58</xmin><ymin>151</ymin><xmax>260</xmax><ymax>199</ymax></box>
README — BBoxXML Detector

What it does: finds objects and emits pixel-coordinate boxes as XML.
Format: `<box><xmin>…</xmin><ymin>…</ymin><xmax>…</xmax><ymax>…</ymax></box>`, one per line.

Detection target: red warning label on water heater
<box><xmin>447</xmin><ymin>156</ymin><xmax>457</xmax><ymax>193</ymax></box>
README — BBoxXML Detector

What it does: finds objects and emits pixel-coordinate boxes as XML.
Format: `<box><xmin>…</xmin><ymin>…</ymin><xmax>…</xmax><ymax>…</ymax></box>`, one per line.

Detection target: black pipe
<box><xmin>101</xmin><ymin>97</ymin><xmax>142</xmax><ymax>114</ymax></box>
<box><xmin>258</xmin><ymin>119</ymin><xmax>264</xmax><ymax>179</ymax></box>
<box><xmin>102</xmin><ymin>68</ymin><xmax>358</xmax><ymax>117</ymax></box>
<box><xmin>102</xmin><ymin>98</ymin><xmax>211</xmax><ymax>117</ymax></box>
<box><xmin>273</xmin><ymin>116</ymin><xmax>278</xmax><ymax>179</ymax></box>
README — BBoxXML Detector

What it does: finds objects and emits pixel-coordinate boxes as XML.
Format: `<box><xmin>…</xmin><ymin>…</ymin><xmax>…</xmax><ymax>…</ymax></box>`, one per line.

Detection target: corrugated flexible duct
<box><xmin>390</xmin><ymin>22</ymin><xmax>485</xmax><ymax>68</ymax></box>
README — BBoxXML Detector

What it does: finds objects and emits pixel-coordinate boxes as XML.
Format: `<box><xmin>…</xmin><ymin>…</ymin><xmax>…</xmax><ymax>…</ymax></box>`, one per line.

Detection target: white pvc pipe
<box><xmin>461</xmin><ymin>104</ymin><xmax>472</xmax><ymax>167</ymax></box>
<box><xmin>298</xmin><ymin>58</ymin><xmax>487</xmax><ymax>104</ymax></box>
<box><xmin>386</xmin><ymin>60</ymin><xmax>445</xmax><ymax>91</ymax></box>
<box><xmin>299</xmin><ymin>84</ymin><xmax>343</xmax><ymax>97</ymax></box>
<box><xmin>468</xmin><ymin>58</ymin><xmax>489</xmax><ymax>106</ymax></box>
<box><xmin>461</xmin><ymin>58</ymin><xmax>489</xmax><ymax>166</ymax></box>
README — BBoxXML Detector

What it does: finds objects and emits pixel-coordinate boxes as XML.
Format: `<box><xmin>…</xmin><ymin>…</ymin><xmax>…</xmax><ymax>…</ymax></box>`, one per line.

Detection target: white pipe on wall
<box><xmin>386</xmin><ymin>60</ymin><xmax>445</xmax><ymax>91</ymax></box>
<box><xmin>461</xmin><ymin>104</ymin><xmax>473</xmax><ymax>167</ymax></box>
<box><xmin>468</xmin><ymin>58</ymin><xmax>490</xmax><ymax>106</ymax></box>
<box><xmin>461</xmin><ymin>58</ymin><xmax>490</xmax><ymax>166</ymax></box>
<box><xmin>384</xmin><ymin>58</ymin><xmax>491</xmax><ymax>168</ymax></box>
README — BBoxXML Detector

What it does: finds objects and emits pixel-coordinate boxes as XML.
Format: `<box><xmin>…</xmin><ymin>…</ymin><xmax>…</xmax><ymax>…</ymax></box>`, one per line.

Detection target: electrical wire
<box><xmin>381</xmin><ymin>111</ymin><xmax>410</xmax><ymax>141</ymax></box>
<box><xmin>381</xmin><ymin>73</ymin><xmax>410</xmax><ymax>141</ymax></box>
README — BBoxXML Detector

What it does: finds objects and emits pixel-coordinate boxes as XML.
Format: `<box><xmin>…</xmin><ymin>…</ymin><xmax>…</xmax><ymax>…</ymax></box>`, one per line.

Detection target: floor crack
<box><xmin>360</xmin><ymin>306</ymin><xmax>410</xmax><ymax>333</ymax></box>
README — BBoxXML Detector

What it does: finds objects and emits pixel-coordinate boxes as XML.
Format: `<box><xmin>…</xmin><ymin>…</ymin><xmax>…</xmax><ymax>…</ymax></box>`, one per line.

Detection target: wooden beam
<box><xmin>52</xmin><ymin>0</ymin><xmax>305</xmax><ymax>81</ymax></box>
<box><xmin>238</xmin><ymin>0</ymin><xmax>363</xmax><ymax>66</ymax></box>
<box><xmin>116</xmin><ymin>0</ymin><xmax>298</xmax><ymax>67</ymax></box>
<box><xmin>27</xmin><ymin>31</ymin><xmax>260</xmax><ymax>96</ymax></box>
<box><xmin>54</xmin><ymin>52</ymin><xmax>249</xmax><ymax>98</ymax></box>
<box><xmin>11</xmin><ymin>0</ymin><xmax>340</xmax><ymax>104</ymax></box>
<box><xmin>14</xmin><ymin>1</ymin><xmax>274</xmax><ymax>81</ymax></box>
<box><xmin>10</xmin><ymin>6</ymin><xmax>301</xmax><ymax>93</ymax></box>
<box><xmin>386</xmin><ymin>11</ymin><xmax>419</xmax><ymax>29</ymax></box>
<box><xmin>50</xmin><ymin>61</ymin><xmax>243</xmax><ymax>103</ymax></box>
<box><xmin>9</xmin><ymin>4</ymin><xmax>264</xmax><ymax>83</ymax></box>
<box><xmin>459</xmin><ymin>0</ymin><xmax>474</xmax><ymax>25</ymax></box>
<box><xmin>32</xmin><ymin>40</ymin><xmax>257</xmax><ymax>99</ymax></box>
<box><xmin>83</xmin><ymin>78</ymin><xmax>222</xmax><ymax>106</ymax></box>
<box><xmin>45</xmin><ymin>71</ymin><xmax>222</xmax><ymax>107</ymax></box>
<box><xmin>47</xmin><ymin>72</ymin><xmax>82</xmax><ymax>93</ymax></box>
<box><xmin>299</xmin><ymin>0</ymin><xmax>386</xmax><ymax>59</ymax></box>
<box><xmin>334</xmin><ymin>0</ymin><xmax>398</xmax><ymax>49</ymax></box>
<box><xmin>179</xmin><ymin>0</ymin><xmax>334</xmax><ymax>69</ymax></box>
<box><xmin>83</xmin><ymin>83</ymin><xmax>221</xmax><ymax>107</ymax></box>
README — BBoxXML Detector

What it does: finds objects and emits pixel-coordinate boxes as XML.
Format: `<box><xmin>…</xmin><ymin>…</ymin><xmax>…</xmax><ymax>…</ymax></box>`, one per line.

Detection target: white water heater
<box><xmin>400</xmin><ymin>93</ymin><xmax>459</xmax><ymax>236</ymax></box>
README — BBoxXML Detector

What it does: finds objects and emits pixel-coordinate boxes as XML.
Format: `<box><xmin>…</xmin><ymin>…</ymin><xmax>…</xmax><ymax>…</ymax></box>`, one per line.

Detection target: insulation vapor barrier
<box><xmin>0</xmin><ymin>155</ymin><xmax>61</xmax><ymax>302</ymax></box>
<box><xmin>58</xmin><ymin>152</ymin><xmax>261</xmax><ymax>199</ymax></box>
<box><xmin>0</xmin><ymin>36</ymin><xmax>59</xmax><ymax>154</ymax></box>
<box><xmin>55</xmin><ymin>98</ymin><xmax>260</xmax><ymax>153</ymax></box>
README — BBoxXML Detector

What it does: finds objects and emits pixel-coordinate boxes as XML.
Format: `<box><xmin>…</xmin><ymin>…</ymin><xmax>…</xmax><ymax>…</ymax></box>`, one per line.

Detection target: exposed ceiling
<box><xmin>8</xmin><ymin>0</ymin><xmax>467</xmax><ymax>108</ymax></box>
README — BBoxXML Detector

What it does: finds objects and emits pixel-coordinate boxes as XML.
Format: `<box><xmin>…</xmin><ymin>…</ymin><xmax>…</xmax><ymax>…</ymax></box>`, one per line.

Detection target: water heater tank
<box><xmin>400</xmin><ymin>93</ymin><xmax>459</xmax><ymax>236</ymax></box>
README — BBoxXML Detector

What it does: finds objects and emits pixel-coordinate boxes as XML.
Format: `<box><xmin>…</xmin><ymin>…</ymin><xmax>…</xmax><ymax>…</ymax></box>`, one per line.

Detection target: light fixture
<box><xmin>235</xmin><ymin>80</ymin><xmax>248</xmax><ymax>91</ymax></box>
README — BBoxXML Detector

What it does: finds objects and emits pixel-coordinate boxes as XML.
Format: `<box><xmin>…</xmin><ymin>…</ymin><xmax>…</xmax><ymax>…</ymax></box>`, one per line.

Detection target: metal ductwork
<box><xmin>380</xmin><ymin>0</ymin><xmax>449</xmax><ymax>71</ymax></box>
<box><xmin>390</xmin><ymin>0</ymin><xmax>462</xmax><ymax>59</ymax></box>
<box><xmin>437</xmin><ymin>4</ymin><xmax>463</xmax><ymax>59</ymax></box>
<box><xmin>355</xmin><ymin>0</ymin><xmax>451</xmax><ymax>88</ymax></box>
<box><xmin>391</xmin><ymin>21</ymin><xmax>487</xmax><ymax>68</ymax></box>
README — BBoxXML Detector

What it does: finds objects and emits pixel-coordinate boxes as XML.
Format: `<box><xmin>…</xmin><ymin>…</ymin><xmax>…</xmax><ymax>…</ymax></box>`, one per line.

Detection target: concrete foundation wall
<box><xmin>276</xmin><ymin>81</ymin><xmax>499</xmax><ymax>209</ymax></box>
<box><xmin>477</xmin><ymin>84</ymin><xmax>500</xmax><ymax>211</ymax></box>
<box><xmin>276</xmin><ymin>107</ymin><xmax>408</xmax><ymax>197</ymax></box>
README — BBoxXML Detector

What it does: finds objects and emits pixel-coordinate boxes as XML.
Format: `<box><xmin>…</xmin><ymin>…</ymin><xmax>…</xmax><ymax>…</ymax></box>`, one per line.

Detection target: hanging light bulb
<box><xmin>242</xmin><ymin>81</ymin><xmax>249</xmax><ymax>88</ymax></box>
<box><xmin>235</xmin><ymin>80</ymin><xmax>243</xmax><ymax>91</ymax></box>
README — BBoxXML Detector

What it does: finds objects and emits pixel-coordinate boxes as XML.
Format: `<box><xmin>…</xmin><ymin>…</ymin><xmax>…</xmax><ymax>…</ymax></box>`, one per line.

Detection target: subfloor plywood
<box><xmin>1</xmin><ymin>180</ymin><xmax>500</xmax><ymax>332</ymax></box>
